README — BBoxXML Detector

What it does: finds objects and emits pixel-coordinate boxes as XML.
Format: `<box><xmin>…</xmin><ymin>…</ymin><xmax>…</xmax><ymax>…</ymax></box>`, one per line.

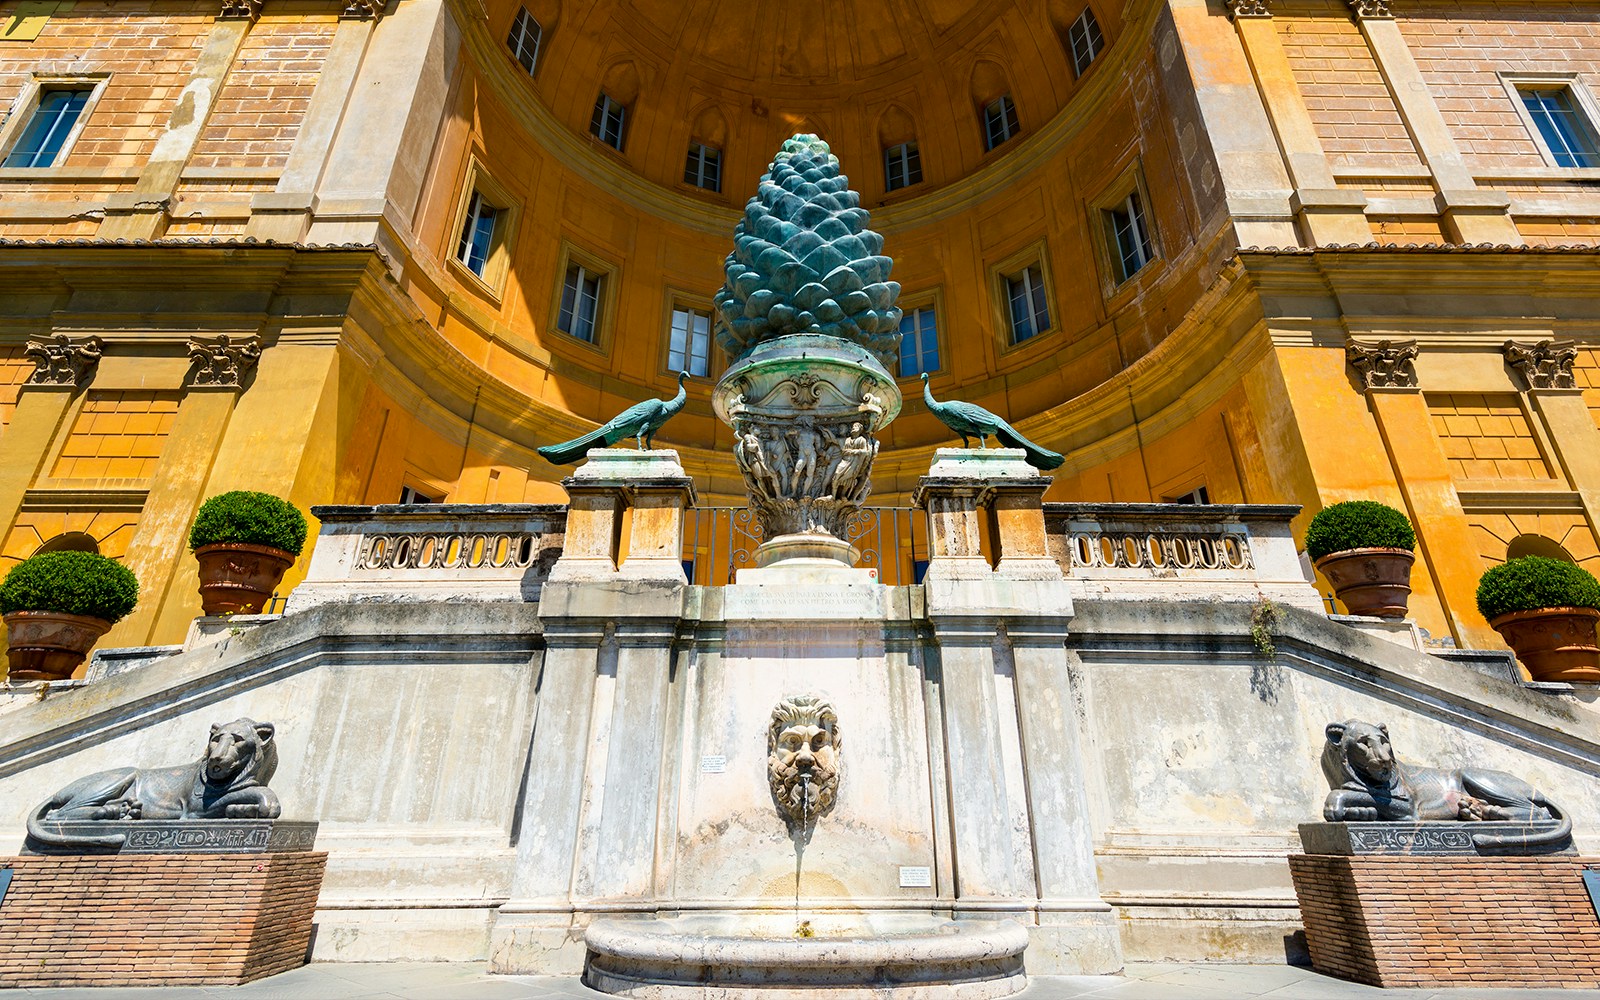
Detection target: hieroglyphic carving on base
<box><xmin>767</xmin><ymin>695</ymin><xmax>842</xmax><ymax>829</ymax></box>
<box><xmin>1503</xmin><ymin>339</ymin><xmax>1577</xmax><ymax>390</ymax></box>
<box><xmin>1346</xmin><ymin>339</ymin><xmax>1418</xmax><ymax>389</ymax></box>
<box><xmin>25</xmin><ymin>334</ymin><xmax>103</xmax><ymax>387</ymax></box>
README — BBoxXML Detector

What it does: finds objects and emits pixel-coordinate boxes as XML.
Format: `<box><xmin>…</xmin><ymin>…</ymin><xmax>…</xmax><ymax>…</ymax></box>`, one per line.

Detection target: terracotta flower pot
<box><xmin>1489</xmin><ymin>606</ymin><xmax>1600</xmax><ymax>684</ymax></box>
<box><xmin>3</xmin><ymin>610</ymin><xmax>112</xmax><ymax>683</ymax></box>
<box><xmin>194</xmin><ymin>542</ymin><xmax>295</xmax><ymax>616</ymax></box>
<box><xmin>1314</xmin><ymin>547</ymin><xmax>1415</xmax><ymax>619</ymax></box>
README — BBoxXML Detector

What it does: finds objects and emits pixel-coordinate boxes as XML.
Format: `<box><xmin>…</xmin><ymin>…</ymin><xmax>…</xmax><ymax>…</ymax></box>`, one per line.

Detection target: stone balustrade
<box><xmin>285</xmin><ymin>504</ymin><xmax>566</xmax><ymax>613</ymax></box>
<box><xmin>1045</xmin><ymin>503</ymin><xmax>1322</xmax><ymax>610</ymax></box>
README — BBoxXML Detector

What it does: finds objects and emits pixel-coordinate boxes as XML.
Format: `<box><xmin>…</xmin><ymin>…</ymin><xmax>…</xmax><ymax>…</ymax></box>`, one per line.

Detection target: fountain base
<box><xmin>583</xmin><ymin>914</ymin><xmax>1028</xmax><ymax>998</ymax></box>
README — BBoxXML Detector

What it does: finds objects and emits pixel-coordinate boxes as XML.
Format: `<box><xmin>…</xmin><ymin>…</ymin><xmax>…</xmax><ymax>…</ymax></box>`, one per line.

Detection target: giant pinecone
<box><xmin>715</xmin><ymin>134</ymin><xmax>901</xmax><ymax>367</ymax></box>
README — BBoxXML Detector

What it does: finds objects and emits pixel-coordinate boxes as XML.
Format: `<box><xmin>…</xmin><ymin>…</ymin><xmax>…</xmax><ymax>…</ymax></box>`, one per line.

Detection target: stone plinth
<box><xmin>0</xmin><ymin>852</ymin><xmax>327</xmax><ymax>987</ymax></box>
<box><xmin>1289</xmin><ymin>853</ymin><xmax>1600</xmax><ymax>988</ymax></box>
<box><xmin>24</xmin><ymin>819</ymin><xmax>318</xmax><ymax>855</ymax></box>
<box><xmin>549</xmin><ymin>449</ymin><xmax>696</xmax><ymax>584</ymax></box>
<box><xmin>1298</xmin><ymin>820</ymin><xmax>1573</xmax><ymax>856</ymax></box>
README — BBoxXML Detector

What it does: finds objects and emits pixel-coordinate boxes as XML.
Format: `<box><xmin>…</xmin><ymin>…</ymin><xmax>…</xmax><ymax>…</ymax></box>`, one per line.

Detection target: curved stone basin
<box><xmin>583</xmin><ymin>913</ymin><xmax>1028</xmax><ymax>998</ymax></box>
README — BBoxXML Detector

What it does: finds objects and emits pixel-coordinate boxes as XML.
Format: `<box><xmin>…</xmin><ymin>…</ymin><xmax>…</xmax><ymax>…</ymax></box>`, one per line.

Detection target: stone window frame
<box><xmin>892</xmin><ymin>288</ymin><xmax>944</xmax><ymax>381</ymax></box>
<box><xmin>1088</xmin><ymin>159</ymin><xmax>1162</xmax><ymax>299</ymax></box>
<box><xmin>987</xmin><ymin>239</ymin><xmax>1058</xmax><ymax>355</ymax></box>
<box><xmin>659</xmin><ymin>288</ymin><xmax>718</xmax><ymax>380</ymax></box>
<box><xmin>444</xmin><ymin>157</ymin><xmax>520</xmax><ymax>300</ymax></box>
<box><xmin>1498</xmin><ymin>72</ymin><xmax>1600</xmax><ymax>171</ymax></box>
<box><xmin>0</xmin><ymin>73</ymin><xmax>110</xmax><ymax>172</ymax></box>
<box><xmin>549</xmin><ymin>240</ymin><xmax>621</xmax><ymax>358</ymax></box>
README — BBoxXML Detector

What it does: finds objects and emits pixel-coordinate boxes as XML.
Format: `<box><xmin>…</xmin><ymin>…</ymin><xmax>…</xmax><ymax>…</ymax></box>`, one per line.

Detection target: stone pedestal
<box><xmin>0</xmin><ymin>852</ymin><xmax>326</xmax><ymax>987</ymax></box>
<box><xmin>1289</xmin><ymin>853</ymin><xmax>1600</xmax><ymax>988</ymax></box>
<box><xmin>547</xmin><ymin>449</ymin><xmax>696</xmax><ymax>585</ymax></box>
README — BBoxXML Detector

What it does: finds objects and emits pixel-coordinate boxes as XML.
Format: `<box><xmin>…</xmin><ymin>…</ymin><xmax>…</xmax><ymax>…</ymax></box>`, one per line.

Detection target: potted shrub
<box><xmin>1</xmin><ymin>551</ymin><xmax>139</xmax><ymax>682</ymax></box>
<box><xmin>1477</xmin><ymin>556</ymin><xmax>1600</xmax><ymax>683</ymax></box>
<box><xmin>189</xmin><ymin>491</ymin><xmax>308</xmax><ymax>616</ymax></box>
<box><xmin>1304</xmin><ymin>500</ymin><xmax>1417</xmax><ymax>619</ymax></box>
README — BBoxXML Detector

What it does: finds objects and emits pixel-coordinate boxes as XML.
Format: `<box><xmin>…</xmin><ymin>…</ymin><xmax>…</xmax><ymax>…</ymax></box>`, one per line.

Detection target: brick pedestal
<box><xmin>0</xmin><ymin>852</ymin><xmax>327</xmax><ymax>987</ymax></box>
<box><xmin>1289</xmin><ymin>854</ymin><xmax>1600</xmax><ymax>988</ymax></box>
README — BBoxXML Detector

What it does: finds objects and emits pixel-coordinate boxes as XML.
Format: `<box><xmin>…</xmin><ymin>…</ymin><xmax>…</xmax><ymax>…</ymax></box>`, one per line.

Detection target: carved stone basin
<box><xmin>583</xmin><ymin>913</ymin><xmax>1028</xmax><ymax>998</ymax></box>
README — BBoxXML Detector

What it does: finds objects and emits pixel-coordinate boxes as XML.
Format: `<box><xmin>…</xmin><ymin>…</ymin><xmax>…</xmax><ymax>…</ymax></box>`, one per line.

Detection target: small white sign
<box><xmin>699</xmin><ymin>755</ymin><xmax>727</xmax><ymax>774</ymax></box>
<box><xmin>898</xmin><ymin>865</ymin><xmax>932</xmax><ymax>888</ymax></box>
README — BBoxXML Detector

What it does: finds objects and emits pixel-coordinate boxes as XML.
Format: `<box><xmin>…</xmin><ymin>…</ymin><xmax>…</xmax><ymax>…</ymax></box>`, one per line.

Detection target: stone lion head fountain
<box><xmin>767</xmin><ymin>694</ymin><xmax>842</xmax><ymax>828</ymax></box>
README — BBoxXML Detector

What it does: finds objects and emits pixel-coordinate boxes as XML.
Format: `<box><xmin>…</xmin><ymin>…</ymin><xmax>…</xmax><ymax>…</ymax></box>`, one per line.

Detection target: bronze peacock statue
<box><xmin>921</xmin><ymin>372</ymin><xmax>1063</xmax><ymax>471</ymax></box>
<box><xmin>537</xmin><ymin>371</ymin><xmax>690</xmax><ymax>465</ymax></box>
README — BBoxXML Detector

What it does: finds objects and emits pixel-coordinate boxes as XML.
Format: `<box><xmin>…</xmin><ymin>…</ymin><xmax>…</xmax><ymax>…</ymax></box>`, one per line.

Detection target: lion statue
<box><xmin>767</xmin><ymin>695</ymin><xmax>841</xmax><ymax>828</ymax></box>
<box><xmin>1321</xmin><ymin>719</ymin><xmax>1570</xmax><ymax>851</ymax></box>
<box><xmin>27</xmin><ymin>718</ymin><xmax>281</xmax><ymax>853</ymax></box>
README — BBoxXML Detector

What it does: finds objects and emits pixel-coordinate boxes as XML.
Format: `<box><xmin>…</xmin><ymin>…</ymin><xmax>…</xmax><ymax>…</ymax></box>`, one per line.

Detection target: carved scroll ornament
<box><xmin>1503</xmin><ymin>339</ymin><xmax>1578</xmax><ymax>390</ymax></box>
<box><xmin>1346</xmin><ymin>339</ymin><xmax>1419</xmax><ymax>390</ymax></box>
<box><xmin>24</xmin><ymin>334</ymin><xmax>103</xmax><ymax>388</ymax></box>
<box><xmin>187</xmin><ymin>335</ymin><xmax>262</xmax><ymax>389</ymax></box>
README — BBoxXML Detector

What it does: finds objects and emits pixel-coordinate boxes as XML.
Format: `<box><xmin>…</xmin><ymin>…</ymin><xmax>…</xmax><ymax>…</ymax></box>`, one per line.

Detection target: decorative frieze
<box><xmin>1346</xmin><ymin>339</ymin><xmax>1419</xmax><ymax>389</ymax></box>
<box><xmin>1225</xmin><ymin>0</ymin><xmax>1273</xmax><ymax>18</ymax></box>
<box><xmin>186</xmin><ymin>334</ymin><xmax>262</xmax><ymax>389</ymax></box>
<box><xmin>1347</xmin><ymin>0</ymin><xmax>1394</xmax><ymax>18</ymax></box>
<box><xmin>24</xmin><ymin>334</ymin><xmax>103</xmax><ymax>387</ymax></box>
<box><xmin>218</xmin><ymin>0</ymin><xmax>264</xmax><ymax>20</ymax></box>
<box><xmin>1503</xmin><ymin>339</ymin><xmax>1578</xmax><ymax>390</ymax></box>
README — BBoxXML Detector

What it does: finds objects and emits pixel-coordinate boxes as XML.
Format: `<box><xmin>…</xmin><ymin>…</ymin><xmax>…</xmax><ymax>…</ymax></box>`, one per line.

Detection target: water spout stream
<box><xmin>795</xmin><ymin>773</ymin><xmax>812</xmax><ymax>937</ymax></box>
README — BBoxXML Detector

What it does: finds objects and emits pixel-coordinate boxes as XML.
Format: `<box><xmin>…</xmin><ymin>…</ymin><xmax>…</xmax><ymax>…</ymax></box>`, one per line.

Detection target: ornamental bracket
<box><xmin>1346</xmin><ymin>339</ymin><xmax>1419</xmax><ymax>390</ymax></box>
<box><xmin>186</xmin><ymin>335</ymin><xmax>262</xmax><ymax>389</ymax></box>
<box><xmin>1504</xmin><ymin>339</ymin><xmax>1578</xmax><ymax>390</ymax></box>
<box><xmin>218</xmin><ymin>0</ymin><xmax>264</xmax><ymax>20</ymax></box>
<box><xmin>1226</xmin><ymin>0</ymin><xmax>1272</xmax><ymax>18</ymax></box>
<box><xmin>24</xmin><ymin>334</ymin><xmax>103</xmax><ymax>388</ymax></box>
<box><xmin>1347</xmin><ymin>0</ymin><xmax>1394</xmax><ymax>18</ymax></box>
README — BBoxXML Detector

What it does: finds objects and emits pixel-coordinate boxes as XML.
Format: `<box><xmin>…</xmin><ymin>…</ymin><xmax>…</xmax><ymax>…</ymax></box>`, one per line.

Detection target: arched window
<box><xmin>35</xmin><ymin>532</ymin><xmax>99</xmax><ymax>555</ymax></box>
<box><xmin>1506</xmin><ymin>534</ymin><xmax>1575</xmax><ymax>563</ymax></box>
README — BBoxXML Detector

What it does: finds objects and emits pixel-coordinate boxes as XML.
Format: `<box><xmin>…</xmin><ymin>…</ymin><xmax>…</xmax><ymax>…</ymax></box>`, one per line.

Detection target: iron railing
<box><xmin>683</xmin><ymin>506</ymin><xmax>929</xmax><ymax>586</ymax></box>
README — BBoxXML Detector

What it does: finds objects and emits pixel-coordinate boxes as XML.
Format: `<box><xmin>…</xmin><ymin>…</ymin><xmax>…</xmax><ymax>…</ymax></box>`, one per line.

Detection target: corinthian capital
<box><xmin>24</xmin><ymin>334</ymin><xmax>103</xmax><ymax>388</ymax></box>
<box><xmin>341</xmin><ymin>0</ymin><xmax>385</xmax><ymax>17</ymax></box>
<box><xmin>218</xmin><ymin>0</ymin><xmax>264</xmax><ymax>20</ymax></box>
<box><xmin>1347</xmin><ymin>0</ymin><xmax>1394</xmax><ymax>18</ymax></box>
<box><xmin>186</xmin><ymin>334</ymin><xmax>262</xmax><ymax>389</ymax></box>
<box><xmin>1504</xmin><ymin>339</ymin><xmax>1578</xmax><ymax>390</ymax></box>
<box><xmin>1226</xmin><ymin>0</ymin><xmax>1272</xmax><ymax>18</ymax></box>
<box><xmin>1346</xmin><ymin>339</ymin><xmax>1419</xmax><ymax>389</ymax></box>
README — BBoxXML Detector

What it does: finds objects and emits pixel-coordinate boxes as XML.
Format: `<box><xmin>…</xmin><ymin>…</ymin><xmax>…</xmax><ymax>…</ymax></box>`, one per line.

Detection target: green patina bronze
<box><xmin>714</xmin><ymin>134</ymin><xmax>902</xmax><ymax>367</ymax></box>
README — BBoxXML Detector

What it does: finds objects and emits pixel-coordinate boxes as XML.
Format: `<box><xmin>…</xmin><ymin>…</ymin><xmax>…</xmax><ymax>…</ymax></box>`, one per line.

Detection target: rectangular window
<box><xmin>684</xmin><ymin>142</ymin><xmax>721</xmax><ymax>192</ymax></box>
<box><xmin>559</xmin><ymin>264</ymin><xmax>604</xmax><ymax>343</ymax></box>
<box><xmin>1106</xmin><ymin>191</ymin><xmax>1155</xmax><ymax>283</ymax></box>
<box><xmin>2</xmin><ymin>89</ymin><xmax>90</xmax><ymax>168</ymax></box>
<box><xmin>1518</xmin><ymin>86</ymin><xmax>1600</xmax><ymax>168</ymax></box>
<box><xmin>1068</xmin><ymin>7</ymin><xmax>1104</xmax><ymax>77</ymax></box>
<box><xmin>591</xmin><ymin>93</ymin><xmax>627</xmax><ymax>151</ymax></box>
<box><xmin>884</xmin><ymin>141</ymin><xmax>923</xmax><ymax>191</ymax></box>
<box><xmin>507</xmin><ymin>7</ymin><xmax>543</xmax><ymax>75</ymax></box>
<box><xmin>668</xmin><ymin>306</ymin><xmax>713</xmax><ymax>376</ymax></box>
<box><xmin>1005</xmin><ymin>264</ymin><xmax>1051</xmax><ymax>344</ymax></box>
<box><xmin>896</xmin><ymin>306</ymin><xmax>940</xmax><ymax>376</ymax></box>
<box><xmin>1165</xmin><ymin>486</ymin><xmax>1210</xmax><ymax>505</ymax></box>
<box><xmin>983</xmin><ymin>95</ymin><xmax>1019</xmax><ymax>151</ymax></box>
<box><xmin>398</xmin><ymin>485</ymin><xmax>442</xmax><ymax>505</ymax></box>
<box><xmin>455</xmin><ymin>192</ymin><xmax>498</xmax><ymax>278</ymax></box>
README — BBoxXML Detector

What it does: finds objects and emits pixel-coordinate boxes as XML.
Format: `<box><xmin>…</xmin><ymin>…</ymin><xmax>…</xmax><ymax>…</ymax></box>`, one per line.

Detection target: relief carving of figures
<box><xmin>1346</xmin><ymin>339</ymin><xmax>1419</xmax><ymax>389</ymax></box>
<box><xmin>1503</xmin><ymin>339</ymin><xmax>1578</xmax><ymax>390</ymax></box>
<box><xmin>187</xmin><ymin>334</ymin><xmax>262</xmax><ymax>389</ymax></box>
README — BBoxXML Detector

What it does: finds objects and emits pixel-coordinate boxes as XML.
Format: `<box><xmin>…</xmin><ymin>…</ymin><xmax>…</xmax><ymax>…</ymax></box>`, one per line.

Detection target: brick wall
<box><xmin>0</xmin><ymin>852</ymin><xmax>326</xmax><ymax>988</ymax></box>
<box><xmin>1290</xmin><ymin>854</ymin><xmax>1600</xmax><ymax>988</ymax></box>
<box><xmin>1278</xmin><ymin>2</ymin><xmax>1424</xmax><ymax>171</ymax></box>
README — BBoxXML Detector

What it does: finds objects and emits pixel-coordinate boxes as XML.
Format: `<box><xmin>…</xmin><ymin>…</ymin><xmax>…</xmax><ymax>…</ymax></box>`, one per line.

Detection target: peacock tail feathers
<box><xmin>715</xmin><ymin>134</ymin><xmax>902</xmax><ymax>368</ymax></box>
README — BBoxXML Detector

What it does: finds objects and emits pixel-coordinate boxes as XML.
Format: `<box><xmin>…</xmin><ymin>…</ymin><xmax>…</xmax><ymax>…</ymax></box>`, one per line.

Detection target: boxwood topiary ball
<box><xmin>188</xmin><ymin>491</ymin><xmax>309</xmax><ymax>556</ymax></box>
<box><xmin>1303</xmin><ymin>500</ymin><xmax>1416</xmax><ymax>561</ymax></box>
<box><xmin>1476</xmin><ymin>556</ymin><xmax>1600</xmax><ymax>621</ymax></box>
<box><xmin>0</xmin><ymin>550</ymin><xmax>139</xmax><ymax>623</ymax></box>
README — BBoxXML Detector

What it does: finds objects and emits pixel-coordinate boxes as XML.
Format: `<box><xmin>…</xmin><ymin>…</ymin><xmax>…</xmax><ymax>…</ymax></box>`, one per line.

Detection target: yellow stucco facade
<box><xmin>4</xmin><ymin>0</ymin><xmax>1600</xmax><ymax>666</ymax></box>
